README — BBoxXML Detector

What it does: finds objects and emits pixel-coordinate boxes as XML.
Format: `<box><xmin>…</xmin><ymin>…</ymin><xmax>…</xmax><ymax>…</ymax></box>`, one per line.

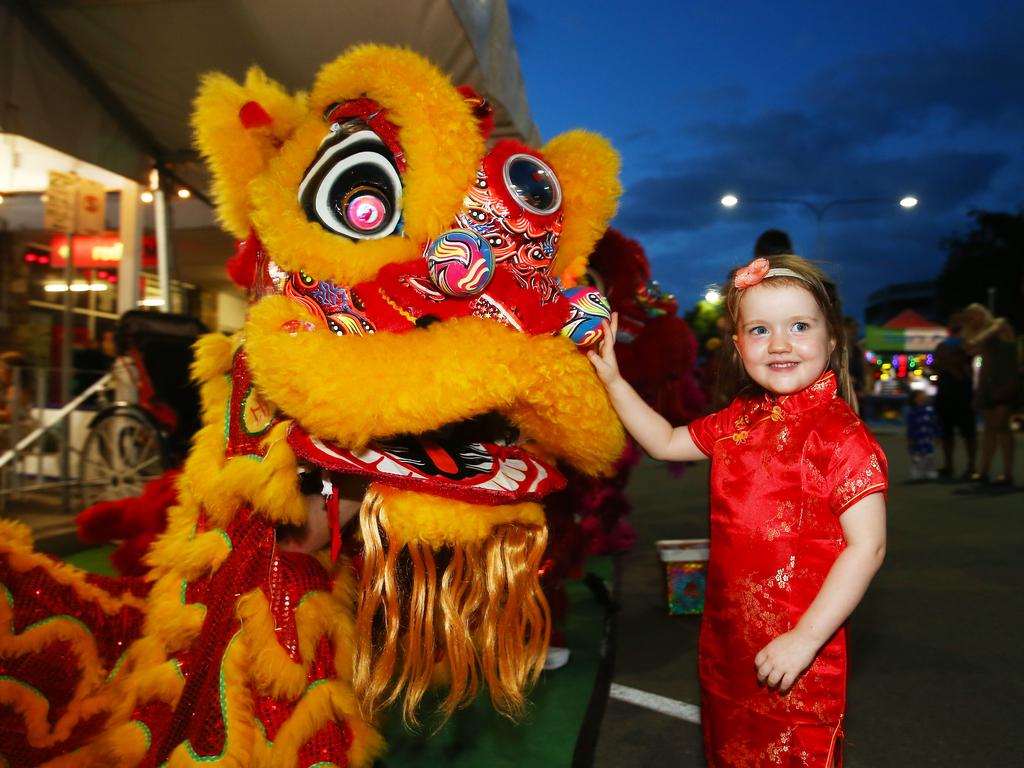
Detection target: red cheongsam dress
<box><xmin>688</xmin><ymin>371</ymin><xmax>887</xmax><ymax>767</ymax></box>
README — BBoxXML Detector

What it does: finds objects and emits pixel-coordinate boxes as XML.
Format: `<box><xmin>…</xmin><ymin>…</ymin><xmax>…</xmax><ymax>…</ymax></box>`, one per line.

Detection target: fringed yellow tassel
<box><xmin>477</xmin><ymin>522</ymin><xmax>550</xmax><ymax>720</ymax></box>
<box><xmin>352</xmin><ymin>488</ymin><xmax>550</xmax><ymax>725</ymax></box>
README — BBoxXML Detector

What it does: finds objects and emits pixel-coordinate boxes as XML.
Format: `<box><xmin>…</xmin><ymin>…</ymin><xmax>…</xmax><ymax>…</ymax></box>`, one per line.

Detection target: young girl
<box><xmin>589</xmin><ymin>254</ymin><xmax>887</xmax><ymax>766</ymax></box>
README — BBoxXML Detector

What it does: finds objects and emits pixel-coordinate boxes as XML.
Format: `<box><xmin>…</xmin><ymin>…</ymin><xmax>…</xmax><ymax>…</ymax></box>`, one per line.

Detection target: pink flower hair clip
<box><xmin>733</xmin><ymin>257</ymin><xmax>770</xmax><ymax>289</ymax></box>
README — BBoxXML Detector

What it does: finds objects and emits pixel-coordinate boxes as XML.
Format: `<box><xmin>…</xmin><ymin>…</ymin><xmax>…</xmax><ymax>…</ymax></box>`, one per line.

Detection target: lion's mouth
<box><xmin>286</xmin><ymin>412</ymin><xmax>566</xmax><ymax>504</ymax></box>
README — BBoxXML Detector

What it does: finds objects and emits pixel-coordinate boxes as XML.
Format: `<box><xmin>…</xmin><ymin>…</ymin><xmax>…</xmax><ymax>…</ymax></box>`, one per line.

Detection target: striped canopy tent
<box><xmin>865</xmin><ymin>309</ymin><xmax>948</xmax><ymax>353</ymax></box>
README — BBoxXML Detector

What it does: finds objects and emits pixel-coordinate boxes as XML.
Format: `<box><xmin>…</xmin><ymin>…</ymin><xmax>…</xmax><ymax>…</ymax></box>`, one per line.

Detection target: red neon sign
<box><xmin>49</xmin><ymin>234</ymin><xmax>157</xmax><ymax>269</ymax></box>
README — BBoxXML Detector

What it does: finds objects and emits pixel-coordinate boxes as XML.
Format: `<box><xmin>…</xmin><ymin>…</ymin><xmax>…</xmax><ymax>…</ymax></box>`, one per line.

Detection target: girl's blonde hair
<box><xmin>714</xmin><ymin>253</ymin><xmax>857</xmax><ymax>411</ymax></box>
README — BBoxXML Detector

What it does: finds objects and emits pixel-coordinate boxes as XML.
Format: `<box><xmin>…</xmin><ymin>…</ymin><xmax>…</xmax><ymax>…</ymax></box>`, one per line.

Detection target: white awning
<box><xmin>1</xmin><ymin>0</ymin><xmax>539</xmax><ymax>194</ymax></box>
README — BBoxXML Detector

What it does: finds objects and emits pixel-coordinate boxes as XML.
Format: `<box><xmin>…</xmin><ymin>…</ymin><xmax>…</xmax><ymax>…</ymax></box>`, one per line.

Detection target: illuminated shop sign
<box><xmin>49</xmin><ymin>234</ymin><xmax>157</xmax><ymax>268</ymax></box>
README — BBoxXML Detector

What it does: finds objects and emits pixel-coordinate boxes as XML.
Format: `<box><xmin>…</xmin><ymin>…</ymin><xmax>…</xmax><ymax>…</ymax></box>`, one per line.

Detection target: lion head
<box><xmin>190</xmin><ymin>44</ymin><xmax>624</xmax><ymax>723</ymax></box>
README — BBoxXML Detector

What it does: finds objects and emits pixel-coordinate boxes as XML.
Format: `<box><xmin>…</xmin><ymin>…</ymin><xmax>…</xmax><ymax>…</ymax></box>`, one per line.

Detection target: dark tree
<box><xmin>936</xmin><ymin>210</ymin><xmax>1024</xmax><ymax>330</ymax></box>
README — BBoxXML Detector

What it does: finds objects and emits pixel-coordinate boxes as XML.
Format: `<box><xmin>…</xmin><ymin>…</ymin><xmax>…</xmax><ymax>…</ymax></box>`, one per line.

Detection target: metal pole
<box><xmin>118</xmin><ymin>182</ymin><xmax>142</xmax><ymax>314</ymax></box>
<box><xmin>61</xmin><ymin>190</ymin><xmax>77</xmax><ymax>516</ymax></box>
<box><xmin>154</xmin><ymin>182</ymin><xmax>171</xmax><ymax>312</ymax></box>
<box><xmin>986</xmin><ymin>286</ymin><xmax>996</xmax><ymax>314</ymax></box>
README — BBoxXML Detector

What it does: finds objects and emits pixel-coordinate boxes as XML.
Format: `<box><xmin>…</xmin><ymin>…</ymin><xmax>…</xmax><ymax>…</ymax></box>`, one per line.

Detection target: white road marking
<box><xmin>609</xmin><ymin>683</ymin><xmax>701</xmax><ymax>724</ymax></box>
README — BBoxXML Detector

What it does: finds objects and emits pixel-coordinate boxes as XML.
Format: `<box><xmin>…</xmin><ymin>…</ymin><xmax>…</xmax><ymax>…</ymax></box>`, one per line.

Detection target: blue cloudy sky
<box><xmin>508</xmin><ymin>0</ymin><xmax>1024</xmax><ymax>321</ymax></box>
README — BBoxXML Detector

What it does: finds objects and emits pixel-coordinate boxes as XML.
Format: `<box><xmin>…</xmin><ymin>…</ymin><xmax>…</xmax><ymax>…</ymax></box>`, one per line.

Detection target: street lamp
<box><xmin>719</xmin><ymin>194</ymin><xmax>919</xmax><ymax>258</ymax></box>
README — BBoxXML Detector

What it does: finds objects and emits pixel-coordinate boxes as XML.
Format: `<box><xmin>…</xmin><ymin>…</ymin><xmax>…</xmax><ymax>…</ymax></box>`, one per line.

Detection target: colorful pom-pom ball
<box><xmin>560</xmin><ymin>286</ymin><xmax>611</xmax><ymax>347</ymax></box>
<box><xmin>425</xmin><ymin>229</ymin><xmax>495</xmax><ymax>298</ymax></box>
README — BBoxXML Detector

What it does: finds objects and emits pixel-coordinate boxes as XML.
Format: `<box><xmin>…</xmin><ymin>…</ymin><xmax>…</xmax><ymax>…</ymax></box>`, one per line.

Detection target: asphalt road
<box><xmin>594</xmin><ymin>429</ymin><xmax>1024</xmax><ymax>767</ymax></box>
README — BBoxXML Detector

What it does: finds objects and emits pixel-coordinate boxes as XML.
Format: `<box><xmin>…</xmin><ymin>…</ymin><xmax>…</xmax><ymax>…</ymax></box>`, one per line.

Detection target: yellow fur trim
<box><xmin>39</xmin><ymin>717</ymin><xmax>150</xmax><ymax>768</ymax></box>
<box><xmin>142</xmin><ymin>573</ymin><xmax>206</xmax><ymax>653</ymax></box>
<box><xmin>327</xmin><ymin>559</ymin><xmax>359</xmax><ymax>687</ymax></box>
<box><xmin>208</xmin><ymin>421</ymin><xmax>306</xmax><ymax>526</ymax></box>
<box><xmin>192</xmin><ymin>67</ymin><xmax>307</xmax><ymax>238</ymax></box>
<box><xmin>0</xmin><ymin>522</ymin><xmax>146</xmax><ymax>615</ymax></box>
<box><xmin>207</xmin><ymin>44</ymin><xmax>483</xmax><ymax>286</ymax></box>
<box><xmin>373</xmin><ymin>485</ymin><xmax>545</xmax><ymax>547</ymax></box>
<box><xmin>267</xmin><ymin>680</ymin><xmax>384</xmax><ymax>768</ymax></box>
<box><xmin>173</xmin><ymin>367</ymin><xmax>306</xmax><ymax>528</ymax></box>
<box><xmin>0</xmin><ymin>585</ymin><xmax>123</xmax><ymax>752</ymax></box>
<box><xmin>245</xmin><ymin>296</ymin><xmax>625</xmax><ymax>475</ymax></box>
<box><xmin>166</xmin><ymin>633</ymin><xmax>255</xmax><ymax>767</ymax></box>
<box><xmin>142</xmin><ymin>500</ymin><xmax>203</xmax><ymax>580</ymax></box>
<box><xmin>237</xmin><ymin>588</ymin><xmax>337</xmax><ymax>700</ymax></box>
<box><xmin>107</xmin><ymin>657</ymin><xmax>184</xmax><ymax>726</ymax></box>
<box><xmin>190</xmin><ymin>332</ymin><xmax>235</xmax><ymax>424</ymax></box>
<box><xmin>0</xmin><ymin>597</ymin><xmax>102</xmax><ymax>698</ymax></box>
<box><xmin>0</xmin><ymin>518</ymin><xmax>32</xmax><ymax>549</ymax></box>
<box><xmin>309</xmin><ymin>44</ymin><xmax>484</xmax><ymax>245</ymax></box>
<box><xmin>542</xmin><ymin>131</ymin><xmax>622</xmax><ymax>277</ymax></box>
<box><xmin>0</xmin><ymin>677</ymin><xmax>110</xmax><ymax>751</ymax></box>
<box><xmin>242</xmin><ymin>561</ymin><xmax>380</xmax><ymax>768</ymax></box>
<box><xmin>248</xmin><ymin>130</ymin><xmax>420</xmax><ymax>285</ymax></box>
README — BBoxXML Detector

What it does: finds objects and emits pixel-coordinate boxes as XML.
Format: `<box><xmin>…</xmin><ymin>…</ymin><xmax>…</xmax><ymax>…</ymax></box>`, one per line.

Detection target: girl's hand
<box><xmin>587</xmin><ymin>312</ymin><xmax>621</xmax><ymax>386</ymax></box>
<box><xmin>754</xmin><ymin>629</ymin><xmax>819</xmax><ymax>693</ymax></box>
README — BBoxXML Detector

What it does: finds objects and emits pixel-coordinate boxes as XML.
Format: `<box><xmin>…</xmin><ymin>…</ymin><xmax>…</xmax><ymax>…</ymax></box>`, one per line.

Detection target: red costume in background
<box><xmin>688</xmin><ymin>372</ymin><xmax>887</xmax><ymax>767</ymax></box>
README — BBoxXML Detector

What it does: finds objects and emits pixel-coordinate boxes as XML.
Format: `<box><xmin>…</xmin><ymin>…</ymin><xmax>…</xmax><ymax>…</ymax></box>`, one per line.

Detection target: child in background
<box><xmin>906</xmin><ymin>389</ymin><xmax>939</xmax><ymax>480</ymax></box>
<box><xmin>589</xmin><ymin>254</ymin><xmax>887</xmax><ymax>766</ymax></box>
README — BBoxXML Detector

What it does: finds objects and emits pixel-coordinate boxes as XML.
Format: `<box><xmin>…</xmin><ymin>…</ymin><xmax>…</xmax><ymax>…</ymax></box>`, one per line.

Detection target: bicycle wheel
<box><xmin>78</xmin><ymin>407</ymin><xmax>169</xmax><ymax>508</ymax></box>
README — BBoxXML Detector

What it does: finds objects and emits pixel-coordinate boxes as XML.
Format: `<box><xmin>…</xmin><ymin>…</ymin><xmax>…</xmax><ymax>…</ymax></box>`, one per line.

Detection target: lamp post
<box><xmin>720</xmin><ymin>194</ymin><xmax>918</xmax><ymax>258</ymax></box>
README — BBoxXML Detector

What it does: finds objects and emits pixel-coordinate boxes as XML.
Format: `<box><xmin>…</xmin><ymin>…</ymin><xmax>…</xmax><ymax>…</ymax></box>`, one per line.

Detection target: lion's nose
<box><xmin>559</xmin><ymin>286</ymin><xmax>611</xmax><ymax>348</ymax></box>
<box><xmin>424</xmin><ymin>229</ymin><xmax>495</xmax><ymax>298</ymax></box>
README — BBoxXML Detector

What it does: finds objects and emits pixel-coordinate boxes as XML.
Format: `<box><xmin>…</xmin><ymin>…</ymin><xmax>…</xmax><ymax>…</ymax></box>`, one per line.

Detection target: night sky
<box><xmin>508</xmin><ymin>0</ymin><xmax>1024</xmax><ymax>323</ymax></box>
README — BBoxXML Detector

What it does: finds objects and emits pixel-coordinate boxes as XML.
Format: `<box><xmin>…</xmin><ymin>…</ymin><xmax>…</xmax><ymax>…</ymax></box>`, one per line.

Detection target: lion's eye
<box><xmin>502</xmin><ymin>154</ymin><xmax>561</xmax><ymax>215</ymax></box>
<box><xmin>298</xmin><ymin>125</ymin><xmax>402</xmax><ymax>240</ymax></box>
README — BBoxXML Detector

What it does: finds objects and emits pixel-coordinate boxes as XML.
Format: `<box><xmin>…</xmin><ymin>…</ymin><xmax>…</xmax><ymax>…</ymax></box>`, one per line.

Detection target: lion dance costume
<box><xmin>0</xmin><ymin>45</ymin><xmax>625</xmax><ymax>766</ymax></box>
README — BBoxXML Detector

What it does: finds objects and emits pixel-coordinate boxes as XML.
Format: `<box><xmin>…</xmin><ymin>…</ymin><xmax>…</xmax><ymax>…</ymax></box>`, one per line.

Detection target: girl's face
<box><xmin>732</xmin><ymin>282</ymin><xmax>835</xmax><ymax>397</ymax></box>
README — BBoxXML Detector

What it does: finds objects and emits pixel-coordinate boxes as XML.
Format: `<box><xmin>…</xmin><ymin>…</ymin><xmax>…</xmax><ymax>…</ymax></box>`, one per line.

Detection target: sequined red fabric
<box><xmin>0</xmin><ymin>560</ymin><xmax>148</xmax><ymax>766</ymax></box>
<box><xmin>0</xmin><ymin>508</ymin><xmax>357</xmax><ymax>767</ymax></box>
<box><xmin>688</xmin><ymin>371</ymin><xmax>887</xmax><ymax>767</ymax></box>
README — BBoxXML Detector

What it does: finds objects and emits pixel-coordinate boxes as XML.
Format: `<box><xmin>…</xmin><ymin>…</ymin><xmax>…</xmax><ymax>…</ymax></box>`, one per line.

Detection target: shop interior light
<box><xmin>177</xmin><ymin>188</ymin><xmax>191</xmax><ymax>200</ymax></box>
<box><xmin>38</xmin><ymin>255</ymin><xmax>51</xmax><ymax>265</ymax></box>
<box><xmin>140</xmin><ymin>190</ymin><xmax>154</xmax><ymax>204</ymax></box>
<box><xmin>40</xmin><ymin>193</ymin><xmax>49</xmax><ymax>203</ymax></box>
<box><xmin>139</xmin><ymin>297</ymin><xmax>165</xmax><ymax>307</ymax></box>
<box><xmin>45</xmin><ymin>282</ymin><xmax>108</xmax><ymax>292</ymax></box>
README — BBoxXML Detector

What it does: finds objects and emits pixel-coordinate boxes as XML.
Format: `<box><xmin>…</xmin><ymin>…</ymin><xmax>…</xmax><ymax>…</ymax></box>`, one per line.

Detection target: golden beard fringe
<box><xmin>352</xmin><ymin>489</ymin><xmax>550</xmax><ymax>727</ymax></box>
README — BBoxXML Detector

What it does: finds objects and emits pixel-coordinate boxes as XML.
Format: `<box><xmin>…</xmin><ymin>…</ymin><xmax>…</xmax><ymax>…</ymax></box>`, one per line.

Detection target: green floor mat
<box><xmin>379</xmin><ymin>558</ymin><xmax>613</xmax><ymax>767</ymax></box>
<box><xmin>65</xmin><ymin>544</ymin><xmax>117</xmax><ymax>576</ymax></box>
